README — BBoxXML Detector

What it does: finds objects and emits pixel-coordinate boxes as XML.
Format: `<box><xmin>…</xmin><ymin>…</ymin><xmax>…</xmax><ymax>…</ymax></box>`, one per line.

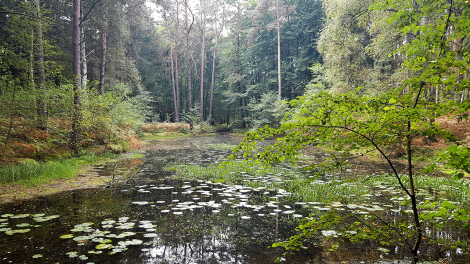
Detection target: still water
<box><xmin>0</xmin><ymin>136</ymin><xmax>468</xmax><ymax>263</ymax></box>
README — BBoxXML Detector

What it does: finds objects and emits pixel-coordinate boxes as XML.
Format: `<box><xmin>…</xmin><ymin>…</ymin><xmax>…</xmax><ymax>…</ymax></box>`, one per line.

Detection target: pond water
<box><xmin>0</xmin><ymin>136</ymin><xmax>469</xmax><ymax>263</ymax></box>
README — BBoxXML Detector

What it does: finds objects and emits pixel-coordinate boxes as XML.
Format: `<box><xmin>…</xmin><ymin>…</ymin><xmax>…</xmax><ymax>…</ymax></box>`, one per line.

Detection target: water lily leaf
<box><xmin>0</xmin><ymin>218</ymin><xmax>8</xmax><ymax>222</ymax></box>
<box><xmin>79</xmin><ymin>255</ymin><xmax>88</xmax><ymax>260</ymax></box>
<box><xmin>73</xmin><ymin>235</ymin><xmax>95</xmax><ymax>241</ymax></box>
<box><xmin>16</xmin><ymin>223</ymin><xmax>31</xmax><ymax>227</ymax></box>
<box><xmin>6</xmin><ymin>229</ymin><xmax>30</xmax><ymax>235</ymax></box>
<box><xmin>60</xmin><ymin>234</ymin><xmax>74</xmax><ymax>239</ymax></box>
<box><xmin>377</xmin><ymin>247</ymin><xmax>390</xmax><ymax>253</ymax></box>
<box><xmin>66</xmin><ymin>251</ymin><xmax>78</xmax><ymax>258</ymax></box>
<box><xmin>1</xmin><ymin>214</ymin><xmax>14</xmax><ymax>218</ymax></box>
<box><xmin>96</xmin><ymin>243</ymin><xmax>113</xmax><ymax>250</ymax></box>
<box><xmin>11</xmin><ymin>214</ymin><xmax>30</xmax><ymax>219</ymax></box>
<box><xmin>31</xmin><ymin>214</ymin><xmax>45</xmax><ymax>217</ymax></box>
<box><xmin>92</xmin><ymin>238</ymin><xmax>112</xmax><ymax>244</ymax></box>
<box><xmin>88</xmin><ymin>250</ymin><xmax>102</xmax><ymax>254</ymax></box>
<box><xmin>32</xmin><ymin>254</ymin><xmax>43</xmax><ymax>258</ymax></box>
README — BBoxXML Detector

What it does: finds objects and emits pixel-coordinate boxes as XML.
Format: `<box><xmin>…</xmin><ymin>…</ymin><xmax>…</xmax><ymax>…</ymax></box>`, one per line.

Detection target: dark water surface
<box><xmin>0</xmin><ymin>136</ymin><xmax>320</xmax><ymax>263</ymax></box>
<box><xmin>0</xmin><ymin>136</ymin><xmax>469</xmax><ymax>263</ymax></box>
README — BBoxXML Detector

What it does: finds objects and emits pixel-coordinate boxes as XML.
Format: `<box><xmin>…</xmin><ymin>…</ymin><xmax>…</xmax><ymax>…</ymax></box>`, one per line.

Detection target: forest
<box><xmin>1</xmin><ymin>0</ymin><xmax>470</xmax><ymax>263</ymax></box>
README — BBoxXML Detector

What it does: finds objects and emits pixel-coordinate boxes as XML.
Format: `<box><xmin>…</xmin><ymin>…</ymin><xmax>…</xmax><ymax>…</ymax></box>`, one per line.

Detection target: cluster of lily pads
<box><xmin>59</xmin><ymin>217</ymin><xmax>151</xmax><ymax>261</ymax></box>
<box><xmin>0</xmin><ymin>213</ymin><xmax>59</xmax><ymax>236</ymax></box>
<box><xmin>128</xmin><ymin>181</ymin><xmax>310</xmax><ymax>221</ymax></box>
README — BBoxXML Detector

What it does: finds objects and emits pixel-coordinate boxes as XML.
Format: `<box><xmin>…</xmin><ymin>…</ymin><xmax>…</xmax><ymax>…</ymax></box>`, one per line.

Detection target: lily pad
<box><xmin>11</xmin><ymin>214</ymin><xmax>30</xmax><ymax>219</ymax></box>
<box><xmin>66</xmin><ymin>251</ymin><xmax>78</xmax><ymax>258</ymax></box>
<box><xmin>6</xmin><ymin>229</ymin><xmax>30</xmax><ymax>235</ymax></box>
<box><xmin>377</xmin><ymin>247</ymin><xmax>390</xmax><ymax>253</ymax></box>
<box><xmin>96</xmin><ymin>243</ymin><xmax>113</xmax><ymax>250</ymax></box>
<box><xmin>1</xmin><ymin>214</ymin><xmax>14</xmax><ymax>218</ymax></box>
<box><xmin>32</xmin><ymin>254</ymin><xmax>43</xmax><ymax>258</ymax></box>
<box><xmin>60</xmin><ymin>234</ymin><xmax>74</xmax><ymax>239</ymax></box>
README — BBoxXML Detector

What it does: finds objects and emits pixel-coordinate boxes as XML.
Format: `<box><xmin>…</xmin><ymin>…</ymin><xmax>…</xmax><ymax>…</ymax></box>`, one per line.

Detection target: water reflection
<box><xmin>0</xmin><ymin>136</ymin><xmax>469</xmax><ymax>263</ymax></box>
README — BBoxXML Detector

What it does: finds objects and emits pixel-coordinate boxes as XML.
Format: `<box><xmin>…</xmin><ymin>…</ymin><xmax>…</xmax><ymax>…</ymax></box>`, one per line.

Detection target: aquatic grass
<box><xmin>205</xmin><ymin>143</ymin><xmax>238</xmax><ymax>150</ymax></box>
<box><xmin>362</xmin><ymin>174</ymin><xmax>470</xmax><ymax>206</ymax></box>
<box><xmin>0</xmin><ymin>151</ymin><xmax>118</xmax><ymax>185</ymax></box>
<box><xmin>166</xmin><ymin>161</ymin><xmax>371</xmax><ymax>205</ymax></box>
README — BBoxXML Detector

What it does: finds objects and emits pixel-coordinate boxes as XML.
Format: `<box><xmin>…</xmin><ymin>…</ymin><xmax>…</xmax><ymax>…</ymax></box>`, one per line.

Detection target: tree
<box><xmin>231</xmin><ymin>0</ymin><xmax>470</xmax><ymax>263</ymax></box>
<box><xmin>174</xmin><ymin>0</ymin><xmax>181</xmax><ymax>122</ymax></box>
<box><xmin>184</xmin><ymin>0</ymin><xmax>194</xmax><ymax>110</ymax></box>
<box><xmin>276</xmin><ymin>0</ymin><xmax>281</xmax><ymax>100</ymax></box>
<box><xmin>199</xmin><ymin>0</ymin><xmax>206</xmax><ymax>122</ymax></box>
<box><xmin>209</xmin><ymin>0</ymin><xmax>224</xmax><ymax>121</ymax></box>
<box><xmin>33</xmin><ymin>0</ymin><xmax>47</xmax><ymax>130</ymax></box>
<box><xmin>71</xmin><ymin>0</ymin><xmax>82</xmax><ymax>153</ymax></box>
<box><xmin>163</xmin><ymin>2</ymin><xmax>179</xmax><ymax>121</ymax></box>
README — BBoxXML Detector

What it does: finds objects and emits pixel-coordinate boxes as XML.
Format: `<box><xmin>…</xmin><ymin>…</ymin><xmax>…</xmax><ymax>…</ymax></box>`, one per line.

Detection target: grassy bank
<box><xmin>0</xmin><ymin>151</ymin><xmax>118</xmax><ymax>186</ymax></box>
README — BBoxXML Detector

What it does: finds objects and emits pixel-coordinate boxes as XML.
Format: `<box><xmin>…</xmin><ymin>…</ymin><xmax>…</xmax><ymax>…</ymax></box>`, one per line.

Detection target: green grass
<box><xmin>0</xmin><ymin>151</ymin><xmax>118</xmax><ymax>186</ymax></box>
<box><xmin>129</xmin><ymin>153</ymin><xmax>144</xmax><ymax>159</ymax></box>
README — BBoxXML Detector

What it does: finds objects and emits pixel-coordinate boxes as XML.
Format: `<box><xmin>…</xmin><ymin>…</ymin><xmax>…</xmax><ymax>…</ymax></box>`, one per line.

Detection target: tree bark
<box><xmin>199</xmin><ymin>2</ymin><xmax>206</xmax><ymax>122</ymax></box>
<box><xmin>164</xmin><ymin>7</ymin><xmax>178</xmax><ymax>122</ymax></box>
<box><xmin>99</xmin><ymin>31</ymin><xmax>106</xmax><ymax>95</ymax></box>
<box><xmin>276</xmin><ymin>0</ymin><xmax>282</xmax><ymax>100</ymax></box>
<box><xmin>174</xmin><ymin>0</ymin><xmax>181</xmax><ymax>122</ymax></box>
<box><xmin>34</xmin><ymin>0</ymin><xmax>47</xmax><ymax>130</ymax></box>
<box><xmin>209</xmin><ymin>4</ymin><xmax>223</xmax><ymax>122</ymax></box>
<box><xmin>184</xmin><ymin>0</ymin><xmax>194</xmax><ymax>110</ymax></box>
<box><xmin>80</xmin><ymin>3</ymin><xmax>87</xmax><ymax>88</ymax></box>
<box><xmin>71</xmin><ymin>0</ymin><xmax>82</xmax><ymax>153</ymax></box>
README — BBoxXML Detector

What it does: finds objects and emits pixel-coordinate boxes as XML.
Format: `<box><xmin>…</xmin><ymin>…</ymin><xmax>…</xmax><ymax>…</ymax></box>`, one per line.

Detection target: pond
<box><xmin>0</xmin><ymin>136</ymin><xmax>469</xmax><ymax>263</ymax></box>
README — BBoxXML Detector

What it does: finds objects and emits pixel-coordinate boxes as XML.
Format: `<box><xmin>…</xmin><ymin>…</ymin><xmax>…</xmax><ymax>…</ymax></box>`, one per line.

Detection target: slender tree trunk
<box><xmin>164</xmin><ymin>8</ymin><xmax>178</xmax><ymax>122</ymax></box>
<box><xmin>407</xmin><ymin>121</ymin><xmax>421</xmax><ymax>264</ymax></box>
<box><xmin>184</xmin><ymin>0</ymin><xmax>194</xmax><ymax>110</ymax></box>
<box><xmin>276</xmin><ymin>0</ymin><xmax>282</xmax><ymax>100</ymax></box>
<box><xmin>2</xmin><ymin>88</ymin><xmax>16</xmax><ymax>163</ymax></box>
<box><xmin>99</xmin><ymin>32</ymin><xmax>106</xmax><ymax>95</ymax></box>
<box><xmin>209</xmin><ymin>44</ymin><xmax>217</xmax><ymax>121</ymax></box>
<box><xmin>199</xmin><ymin>6</ymin><xmax>206</xmax><ymax>122</ymax></box>
<box><xmin>34</xmin><ymin>0</ymin><xmax>47</xmax><ymax>130</ymax></box>
<box><xmin>174</xmin><ymin>0</ymin><xmax>181</xmax><ymax>122</ymax></box>
<box><xmin>71</xmin><ymin>0</ymin><xmax>82</xmax><ymax>153</ymax></box>
<box><xmin>236</xmin><ymin>3</ymin><xmax>244</xmax><ymax>128</ymax></box>
<box><xmin>80</xmin><ymin>3</ymin><xmax>87</xmax><ymax>88</ymax></box>
<box><xmin>209</xmin><ymin>4</ymin><xmax>223</xmax><ymax>122</ymax></box>
<box><xmin>30</xmin><ymin>28</ymin><xmax>36</xmax><ymax>91</ymax></box>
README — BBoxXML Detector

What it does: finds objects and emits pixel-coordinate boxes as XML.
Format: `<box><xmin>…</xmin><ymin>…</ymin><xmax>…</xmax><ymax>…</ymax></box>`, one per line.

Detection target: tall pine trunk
<box><xmin>34</xmin><ymin>0</ymin><xmax>47</xmax><ymax>130</ymax></box>
<box><xmin>174</xmin><ymin>0</ymin><xmax>181</xmax><ymax>122</ymax></box>
<box><xmin>80</xmin><ymin>4</ymin><xmax>87</xmax><ymax>88</ymax></box>
<box><xmin>184</xmin><ymin>0</ymin><xmax>193</xmax><ymax>110</ymax></box>
<box><xmin>99</xmin><ymin>31</ymin><xmax>106</xmax><ymax>95</ymax></box>
<box><xmin>199</xmin><ymin>4</ymin><xmax>206</xmax><ymax>122</ymax></box>
<box><xmin>276</xmin><ymin>1</ymin><xmax>282</xmax><ymax>100</ymax></box>
<box><xmin>71</xmin><ymin>0</ymin><xmax>82</xmax><ymax>153</ymax></box>
<box><xmin>209</xmin><ymin>4</ymin><xmax>223</xmax><ymax>122</ymax></box>
<box><xmin>164</xmin><ymin>8</ymin><xmax>178</xmax><ymax>122</ymax></box>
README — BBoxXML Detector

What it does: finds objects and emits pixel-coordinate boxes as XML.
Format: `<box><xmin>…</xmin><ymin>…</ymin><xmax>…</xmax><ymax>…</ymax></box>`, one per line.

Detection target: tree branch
<box><xmin>0</xmin><ymin>11</ymin><xmax>38</xmax><ymax>20</ymax></box>
<box><xmin>79</xmin><ymin>0</ymin><xmax>102</xmax><ymax>27</ymax></box>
